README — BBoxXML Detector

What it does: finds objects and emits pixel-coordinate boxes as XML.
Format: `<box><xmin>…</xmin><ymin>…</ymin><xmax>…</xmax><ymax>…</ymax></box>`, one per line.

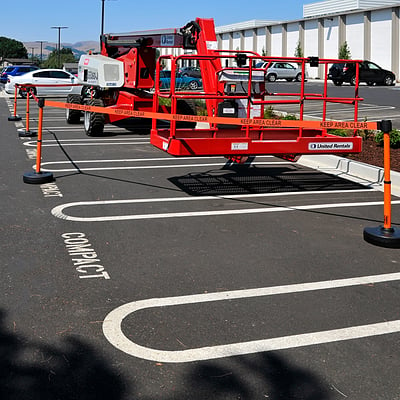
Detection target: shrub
<box><xmin>281</xmin><ymin>114</ymin><xmax>298</xmax><ymax>120</ymax></box>
<box><xmin>374</xmin><ymin>129</ymin><xmax>400</xmax><ymax>148</ymax></box>
<box><xmin>328</xmin><ymin>129</ymin><xmax>350</xmax><ymax>137</ymax></box>
<box><xmin>264</xmin><ymin>106</ymin><xmax>276</xmax><ymax>119</ymax></box>
<box><xmin>194</xmin><ymin>99</ymin><xmax>207</xmax><ymax>116</ymax></box>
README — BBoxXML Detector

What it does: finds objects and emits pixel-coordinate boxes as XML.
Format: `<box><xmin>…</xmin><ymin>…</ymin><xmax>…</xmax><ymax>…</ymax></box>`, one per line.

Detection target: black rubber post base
<box><xmin>18</xmin><ymin>128</ymin><xmax>37</xmax><ymax>137</ymax></box>
<box><xmin>363</xmin><ymin>226</ymin><xmax>400</xmax><ymax>248</ymax></box>
<box><xmin>8</xmin><ymin>115</ymin><xmax>22</xmax><ymax>121</ymax></box>
<box><xmin>23</xmin><ymin>171</ymin><xmax>54</xmax><ymax>184</ymax></box>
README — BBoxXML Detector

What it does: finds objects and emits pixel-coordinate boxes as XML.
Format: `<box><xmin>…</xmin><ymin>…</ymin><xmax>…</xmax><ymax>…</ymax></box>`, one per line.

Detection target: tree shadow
<box><xmin>0</xmin><ymin>307</ymin><xmax>335</xmax><ymax>399</ymax></box>
<box><xmin>0</xmin><ymin>310</ymin><xmax>126</xmax><ymax>400</ymax></box>
<box><xmin>167</xmin><ymin>352</ymin><xmax>332</xmax><ymax>400</ymax></box>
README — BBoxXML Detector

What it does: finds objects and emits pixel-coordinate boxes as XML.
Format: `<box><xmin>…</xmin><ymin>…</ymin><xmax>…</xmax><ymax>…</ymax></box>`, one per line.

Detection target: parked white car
<box><xmin>255</xmin><ymin>61</ymin><xmax>306</xmax><ymax>82</ymax></box>
<box><xmin>5</xmin><ymin>69</ymin><xmax>83</xmax><ymax>98</ymax></box>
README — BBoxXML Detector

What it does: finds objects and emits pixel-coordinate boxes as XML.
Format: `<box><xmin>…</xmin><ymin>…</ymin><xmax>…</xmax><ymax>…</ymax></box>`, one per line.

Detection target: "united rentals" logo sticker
<box><xmin>309</xmin><ymin>142</ymin><xmax>354</xmax><ymax>150</ymax></box>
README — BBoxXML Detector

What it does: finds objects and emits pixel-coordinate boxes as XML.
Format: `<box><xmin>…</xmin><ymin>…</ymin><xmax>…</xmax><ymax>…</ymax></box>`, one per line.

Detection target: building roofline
<box><xmin>215</xmin><ymin>2</ymin><xmax>400</xmax><ymax>32</ymax></box>
<box><xmin>215</xmin><ymin>20</ymin><xmax>280</xmax><ymax>34</ymax></box>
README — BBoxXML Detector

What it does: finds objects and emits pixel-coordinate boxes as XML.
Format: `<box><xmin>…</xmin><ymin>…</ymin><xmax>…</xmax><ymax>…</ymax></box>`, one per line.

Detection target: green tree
<box><xmin>0</xmin><ymin>36</ymin><xmax>28</xmax><ymax>59</ymax></box>
<box><xmin>338</xmin><ymin>41</ymin><xmax>351</xmax><ymax>59</ymax></box>
<box><xmin>43</xmin><ymin>47</ymin><xmax>76</xmax><ymax>68</ymax></box>
<box><xmin>261</xmin><ymin>46</ymin><xmax>267</xmax><ymax>57</ymax></box>
<box><xmin>294</xmin><ymin>40</ymin><xmax>304</xmax><ymax>58</ymax></box>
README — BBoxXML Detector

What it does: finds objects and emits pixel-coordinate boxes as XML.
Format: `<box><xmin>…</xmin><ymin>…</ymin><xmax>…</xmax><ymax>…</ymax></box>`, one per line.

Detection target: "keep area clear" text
<box><xmin>62</xmin><ymin>233</ymin><xmax>110</xmax><ymax>279</ymax></box>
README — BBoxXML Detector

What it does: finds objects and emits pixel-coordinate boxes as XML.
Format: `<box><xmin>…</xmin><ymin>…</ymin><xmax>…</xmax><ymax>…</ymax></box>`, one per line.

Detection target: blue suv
<box><xmin>0</xmin><ymin>65</ymin><xmax>39</xmax><ymax>83</ymax></box>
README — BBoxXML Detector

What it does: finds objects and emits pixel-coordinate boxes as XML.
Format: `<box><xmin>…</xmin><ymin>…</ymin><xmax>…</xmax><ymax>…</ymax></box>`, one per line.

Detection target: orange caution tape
<box><xmin>44</xmin><ymin>99</ymin><xmax>379</xmax><ymax>131</ymax></box>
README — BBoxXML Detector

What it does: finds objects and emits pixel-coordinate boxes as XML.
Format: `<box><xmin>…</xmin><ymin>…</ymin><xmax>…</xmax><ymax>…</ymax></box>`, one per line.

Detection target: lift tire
<box><xmin>267</xmin><ymin>74</ymin><xmax>277</xmax><ymax>82</ymax></box>
<box><xmin>84</xmin><ymin>99</ymin><xmax>105</xmax><ymax>136</ymax></box>
<box><xmin>66</xmin><ymin>94</ymin><xmax>82</xmax><ymax>124</ymax></box>
<box><xmin>176</xmin><ymin>99</ymin><xmax>196</xmax><ymax>128</ymax></box>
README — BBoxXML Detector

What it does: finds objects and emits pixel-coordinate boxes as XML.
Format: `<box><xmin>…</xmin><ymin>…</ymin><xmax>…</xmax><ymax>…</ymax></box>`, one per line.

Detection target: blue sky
<box><xmin>0</xmin><ymin>0</ymin><xmax>305</xmax><ymax>44</ymax></box>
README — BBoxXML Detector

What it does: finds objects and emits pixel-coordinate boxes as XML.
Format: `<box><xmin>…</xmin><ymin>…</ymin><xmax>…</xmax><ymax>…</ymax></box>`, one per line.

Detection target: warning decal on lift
<box><xmin>231</xmin><ymin>143</ymin><xmax>249</xmax><ymax>151</ymax></box>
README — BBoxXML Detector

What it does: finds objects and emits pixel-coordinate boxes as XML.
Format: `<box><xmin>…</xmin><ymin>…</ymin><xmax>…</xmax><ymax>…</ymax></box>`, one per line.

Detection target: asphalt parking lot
<box><xmin>1</xmin><ymin>88</ymin><xmax>399</xmax><ymax>399</ymax></box>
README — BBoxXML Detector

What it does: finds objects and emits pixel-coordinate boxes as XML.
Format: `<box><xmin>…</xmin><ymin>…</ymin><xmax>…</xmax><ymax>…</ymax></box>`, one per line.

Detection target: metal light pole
<box><xmin>101</xmin><ymin>0</ymin><xmax>105</xmax><ymax>36</ymax></box>
<box><xmin>35</xmin><ymin>41</ymin><xmax>47</xmax><ymax>65</ymax></box>
<box><xmin>101</xmin><ymin>0</ymin><xmax>117</xmax><ymax>37</ymax></box>
<box><xmin>51</xmin><ymin>26</ymin><xmax>68</xmax><ymax>68</ymax></box>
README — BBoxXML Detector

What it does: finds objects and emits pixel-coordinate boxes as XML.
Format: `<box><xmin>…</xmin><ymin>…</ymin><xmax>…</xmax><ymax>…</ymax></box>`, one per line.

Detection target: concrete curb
<box><xmin>298</xmin><ymin>154</ymin><xmax>400</xmax><ymax>197</ymax></box>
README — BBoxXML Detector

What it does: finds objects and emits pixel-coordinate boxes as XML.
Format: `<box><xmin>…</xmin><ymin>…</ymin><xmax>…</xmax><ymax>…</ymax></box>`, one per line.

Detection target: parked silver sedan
<box><xmin>256</xmin><ymin>61</ymin><xmax>305</xmax><ymax>82</ymax></box>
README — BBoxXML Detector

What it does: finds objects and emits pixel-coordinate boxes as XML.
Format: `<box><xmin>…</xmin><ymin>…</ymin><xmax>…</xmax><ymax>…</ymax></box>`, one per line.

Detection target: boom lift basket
<box><xmin>150</xmin><ymin>53</ymin><xmax>364</xmax><ymax>159</ymax></box>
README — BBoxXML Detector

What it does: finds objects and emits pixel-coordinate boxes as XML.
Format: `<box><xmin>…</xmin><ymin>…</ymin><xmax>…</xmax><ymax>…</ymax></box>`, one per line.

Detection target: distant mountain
<box><xmin>24</xmin><ymin>40</ymin><xmax>99</xmax><ymax>60</ymax></box>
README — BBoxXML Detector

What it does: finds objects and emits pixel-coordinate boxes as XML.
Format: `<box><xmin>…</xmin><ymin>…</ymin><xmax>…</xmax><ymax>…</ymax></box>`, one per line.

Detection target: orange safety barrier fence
<box><xmin>44</xmin><ymin>99</ymin><xmax>380</xmax><ymax>131</ymax></box>
<box><xmin>12</xmin><ymin>83</ymin><xmax>399</xmax><ymax>247</ymax></box>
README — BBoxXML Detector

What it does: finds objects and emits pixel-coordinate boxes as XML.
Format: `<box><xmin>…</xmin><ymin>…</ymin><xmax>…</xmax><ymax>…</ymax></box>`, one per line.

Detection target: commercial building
<box><xmin>215</xmin><ymin>0</ymin><xmax>400</xmax><ymax>79</ymax></box>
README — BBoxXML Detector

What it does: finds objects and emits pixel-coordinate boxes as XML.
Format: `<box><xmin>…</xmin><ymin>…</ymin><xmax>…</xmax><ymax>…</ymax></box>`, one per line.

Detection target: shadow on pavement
<box><xmin>146</xmin><ymin>352</ymin><xmax>332</xmax><ymax>400</ymax></box>
<box><xmin>169</xmin><ymin>164</ymin><xmax>368</xmax><ymax>196</ymax></box>
<box><xmin>0</xmin><ymin>308</ymin><xmax>333</xmax><ymax>399</ymax></box>
<box><xmin>0</xmin><ymin>310</ymin><xmax>126</xmax><ymax>400</ymax></box>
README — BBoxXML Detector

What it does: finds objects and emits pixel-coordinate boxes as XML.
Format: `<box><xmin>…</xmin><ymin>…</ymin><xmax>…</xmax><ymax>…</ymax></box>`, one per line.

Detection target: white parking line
<box><xmin>102</xmin><ymin>271</ymin><xmax>400</xmax><ymax>362</ymax></box>
<box><xmin>51</xmin><ymin>194</ymin><xmax>392</xmax><ymax>222</ymax></box>
<box><xmin>40</xmin><ymin>160</ymin><xmax>289</xmax><ymax>172</ymax></box>
<box><xmin>23</xmin><ymin>138</ymin><xmax>151</xmax><ymax>147</ymax></box>
<box><xmin>306</xmin><ymin>105</ymin><xmax>395</xmax><ymax>116</ymax></box>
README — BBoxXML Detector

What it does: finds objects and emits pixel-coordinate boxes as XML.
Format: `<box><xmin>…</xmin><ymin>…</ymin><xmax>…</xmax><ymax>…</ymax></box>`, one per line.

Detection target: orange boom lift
<box><xmin>69</xmin><ymin>17</ymin><xmax>367</xmax><ymax>162</ymax></box>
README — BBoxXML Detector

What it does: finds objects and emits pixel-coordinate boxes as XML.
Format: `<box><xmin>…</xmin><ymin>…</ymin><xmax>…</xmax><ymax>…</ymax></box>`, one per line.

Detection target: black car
<box><xmin>178</xmin><ymin>66</ymin><xmax>201</xmax><ymax>78</ymax></box>
<box><xmin>328</xmin><ymin>60</ymin><xmax>395</xmax><ymax>86</ymax></box>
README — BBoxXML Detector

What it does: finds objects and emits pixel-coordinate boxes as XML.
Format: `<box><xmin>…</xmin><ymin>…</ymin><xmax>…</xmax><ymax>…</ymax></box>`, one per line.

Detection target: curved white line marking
<box><xmin>52</xmin><ymin>197</ymin><xmax>396</xmax><ymax>222</ymax></box>
<box><xmin>103</xmin><ymin>272</ymin><xmax>400</xmax><ymax>362</ymax></box>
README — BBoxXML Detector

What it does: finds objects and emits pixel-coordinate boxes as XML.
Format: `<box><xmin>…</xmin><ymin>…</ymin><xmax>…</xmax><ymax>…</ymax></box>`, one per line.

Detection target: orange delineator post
<box><xmin>364</xmin><ymin>120</ymin><xmax>400</xmax><ymax>248</ymax></box>
<box><xmin>25</xmin><ymin>89</ymin><xmax>30</xmax><ymax>132</ymax></box>
<box><xmin>22</xmin><ymin>98</ymin><xmax>54</xmax><ymax>184</ymax></box>
<box><xmin>8</xmin><ymin>84</ymin><xmax>22</xmax><ymax>121</ymax></box>
<box><xmin>35</xmin><ymin>104</ymin><xmax>44</xmax><ymax>173</ymax></box>
<box><xmin>383</xmin><ymin>129</ymin><xmax>392</xmax><ymax>229</ymax></box>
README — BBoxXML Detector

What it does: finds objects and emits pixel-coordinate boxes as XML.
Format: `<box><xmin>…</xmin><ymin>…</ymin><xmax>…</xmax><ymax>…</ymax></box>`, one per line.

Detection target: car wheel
<box><xmin>187</xmin><ymin>80</ymin><xmax>199</xmax><ymax>90</ymax></box>
<box><xmin>350</xmin><ymin>75</ymin><xmax>357</xmax><ymax>86</ymax></box>
<box><xmin>19</xmin><ymin>86</ymin><xmax>36</xmax><ymax>99</ymax></box>
<box><xmin>84</xmin><ymin>99</ymin><xmax>105</xmax><ymax>136</ymax></box>
<box><xmin>384</xmin><ymin>75</ymin><xmax>394</xmax><ymax>86</ymax></box>
<box><xmin>267</xmin><ymin>74</ymin><xmax>277</xmax><ymax>82</ymax></box>
<box><xmin>66</xmin><ymin>94</ymin><xmax>82</xmax><ymax>124</ymax></box>
<box><xmin>333</xmin><ymin>80</ymin><xmax>343</xmax><ymax>86</ymax></box>
<box><xmin>295</xmin><ymin>73</ymin><xmax>302</xmax><ymax>82</ymax></box>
